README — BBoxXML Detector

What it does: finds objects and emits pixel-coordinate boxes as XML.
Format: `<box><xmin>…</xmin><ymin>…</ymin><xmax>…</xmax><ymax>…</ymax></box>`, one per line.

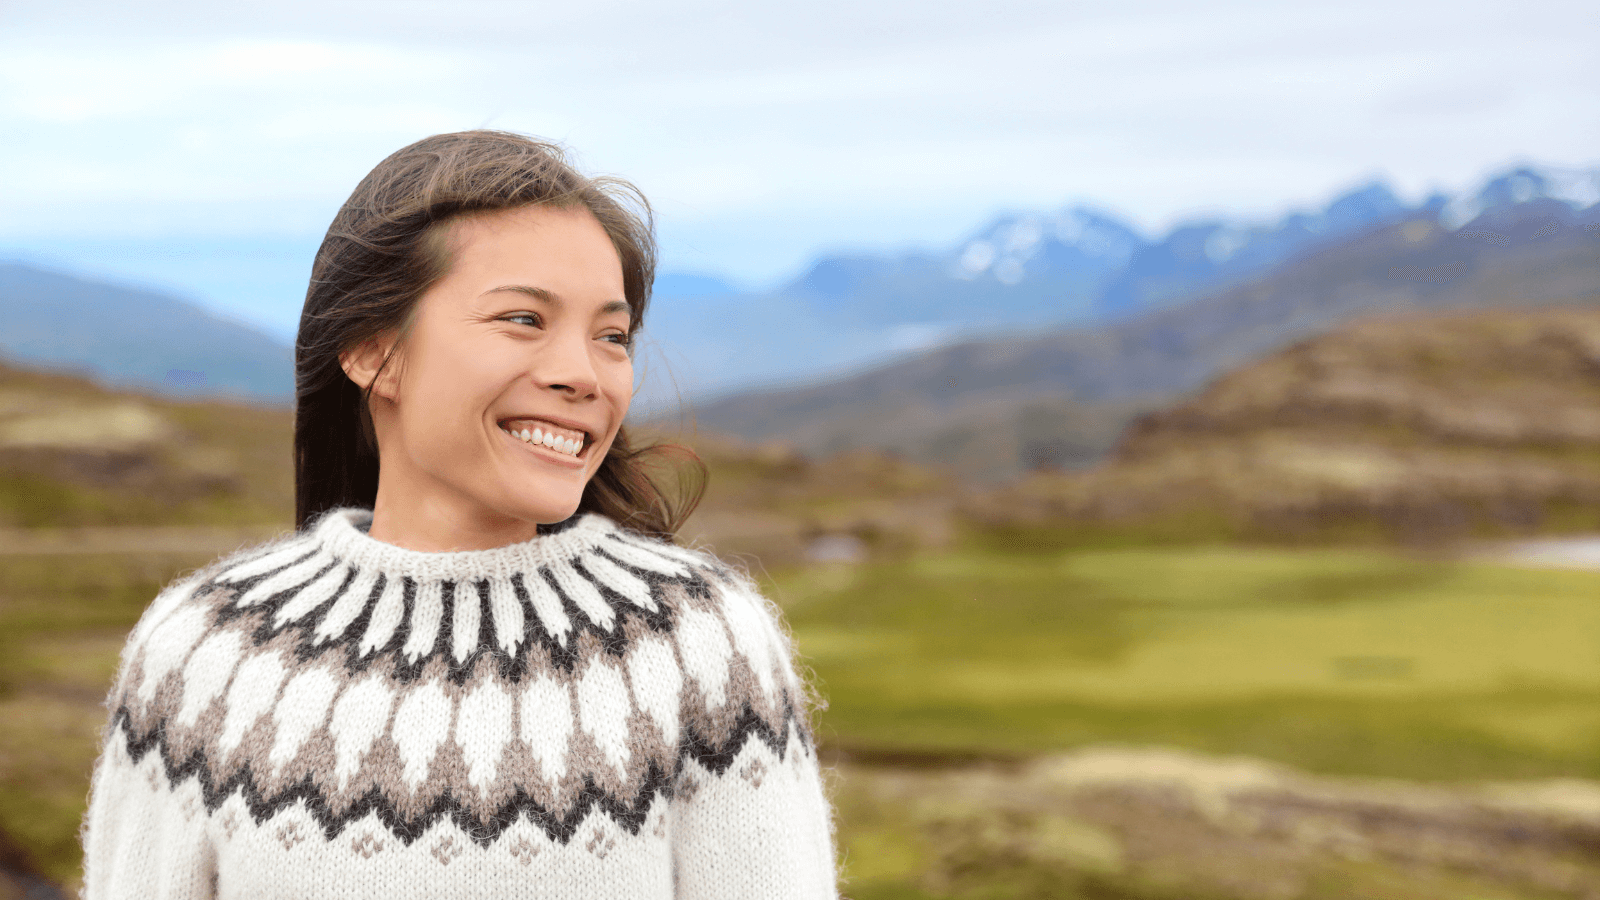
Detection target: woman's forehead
<box><xmin>439</xmin><ymin>207</ymin><xmax>627</xmax><ymax>304</ymax></box>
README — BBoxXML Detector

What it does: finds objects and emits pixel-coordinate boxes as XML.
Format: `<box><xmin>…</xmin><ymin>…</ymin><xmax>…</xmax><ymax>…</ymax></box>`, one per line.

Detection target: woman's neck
<box><xmin>367</xmin><ymin>489</ymin><xmax>544</xmax><ymax>552</ymax></box>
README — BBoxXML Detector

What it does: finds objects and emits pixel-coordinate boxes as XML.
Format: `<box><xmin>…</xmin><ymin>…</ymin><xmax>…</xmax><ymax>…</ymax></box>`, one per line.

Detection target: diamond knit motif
<box><xmin>102</xmin><ymin>509</ymin><xmax>814</xmax><ymax>849</ymax></box>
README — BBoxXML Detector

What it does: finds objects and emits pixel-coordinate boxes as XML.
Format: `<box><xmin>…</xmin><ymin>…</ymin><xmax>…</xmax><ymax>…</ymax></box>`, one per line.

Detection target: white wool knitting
<box><xmin>81</xmin><ymin>509</ymin><xmax>837</xmax><ymax>899</ymax></box>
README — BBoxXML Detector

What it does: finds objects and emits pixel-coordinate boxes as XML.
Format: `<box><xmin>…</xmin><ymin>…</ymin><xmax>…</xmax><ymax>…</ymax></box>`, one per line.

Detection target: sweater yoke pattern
<box><xmin>100</xmin><ymin>510</ymin><xmax>816</xmax><ymax>854</ymax></box>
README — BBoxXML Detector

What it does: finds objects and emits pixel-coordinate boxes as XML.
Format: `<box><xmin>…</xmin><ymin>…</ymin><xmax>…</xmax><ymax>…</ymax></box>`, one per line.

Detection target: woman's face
<box><xmin>352</xmin><ymin>204</ymin><xmax>633</xmax><ymax>549</ymax></box>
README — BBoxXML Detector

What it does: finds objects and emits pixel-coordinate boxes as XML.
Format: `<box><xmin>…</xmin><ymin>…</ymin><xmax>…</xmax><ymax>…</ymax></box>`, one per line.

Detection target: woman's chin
<box><xmin>495</xmin><ymin>493</ymin><xmax>582</xmax><ymax>528</ymax></box>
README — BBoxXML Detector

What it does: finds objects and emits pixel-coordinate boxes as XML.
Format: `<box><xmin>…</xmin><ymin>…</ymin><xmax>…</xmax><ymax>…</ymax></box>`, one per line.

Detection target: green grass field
<box><xmin>5</xmin><ymin>540</ymin><xmax>1600</xmax><ymax>895</ymax></box>
<box><xmin>774</xmin><ymin>545</ymin><xmax>1600</xmax><ymax>782</ymax></box>
<box><xmin>764</xmin><ymin>544</ymin><xmax>1600</xmax><ymax>898</ymax></box>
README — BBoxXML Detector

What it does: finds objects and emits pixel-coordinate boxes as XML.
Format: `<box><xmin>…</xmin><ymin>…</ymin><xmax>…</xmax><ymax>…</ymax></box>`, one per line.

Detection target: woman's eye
<box><xmin>600</xmin><ymin>331</ymin><xmax>634</xmax><ymax>347</ymax></box>
<box><xmin>503</xmin><ymin>314</ymin><xmax>541</xmax><ymax>327</ymax></box>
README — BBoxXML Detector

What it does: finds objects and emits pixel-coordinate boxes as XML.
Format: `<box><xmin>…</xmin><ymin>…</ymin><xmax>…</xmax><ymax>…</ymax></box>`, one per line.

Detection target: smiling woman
<box><xmin>78</xmin><ymin>132</ymin><xmax>838</xmax><ymax>899</ymax></box>
<box><xmin>342</xmin><ymin>205</ymin><xmax>641</xmax><ymax>549</ymax></box>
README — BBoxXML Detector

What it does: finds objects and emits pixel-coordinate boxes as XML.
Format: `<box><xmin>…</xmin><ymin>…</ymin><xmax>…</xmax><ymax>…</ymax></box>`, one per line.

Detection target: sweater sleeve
<box><xmin>81</xmin><ymin>734</ymin><xmax>217</xmax><ymax>899</ymax></box>
<box><xmin>81</xmin><ymin>575</ymin><xmax>218</xmax><ymax>900</ymax></box>
<box><xmin>669</xmin><ymin>571</ymin><xmax>838</xmax><ymax>899</ymax></box>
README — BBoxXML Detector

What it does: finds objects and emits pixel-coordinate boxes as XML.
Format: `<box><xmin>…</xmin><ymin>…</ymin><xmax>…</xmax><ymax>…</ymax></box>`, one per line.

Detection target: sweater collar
<box><xmin>211</xmin><ymin>507</ymin><xmax>701</xmax><ymax>667</ymax></box>
<box><xmin>312</xmin><ymin>508</ymin><xmax>620</xmax><ymax>582</ymax></box>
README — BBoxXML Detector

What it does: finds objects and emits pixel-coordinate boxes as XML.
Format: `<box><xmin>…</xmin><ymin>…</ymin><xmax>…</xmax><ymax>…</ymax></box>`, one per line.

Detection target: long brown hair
<box><xmin>294</xmin><ymin>130</ymin><xmax>704</xmax><ymax>538</ymax></box>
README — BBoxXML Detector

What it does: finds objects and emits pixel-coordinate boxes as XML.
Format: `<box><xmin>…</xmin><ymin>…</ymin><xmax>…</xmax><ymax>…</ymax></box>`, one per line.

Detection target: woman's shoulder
<box><xmin>605</xmin><ymin>524</ymin><xmax>782</xmax><ymax>625</ymax></box>
<box><xmin>100</xmin><ymin>528</ymin><xmax>311</xmax><ymax>727</ymax></box>
<box><xmin>613</xmin><ymin>527</ymin><xmax>808</xmax><ymax>703</ymax></box>
<box><xmin>153</xmin><ymin>523</ymin><xmax>322</xmax><ymax>606</ymax></box>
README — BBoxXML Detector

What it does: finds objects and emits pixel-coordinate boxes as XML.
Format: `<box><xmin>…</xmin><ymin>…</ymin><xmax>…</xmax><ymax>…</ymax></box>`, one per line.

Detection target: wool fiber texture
<box><xmin>81</xmin><ymin>509</ymin><xmax>838</xmax><ymax>898</ymax></box>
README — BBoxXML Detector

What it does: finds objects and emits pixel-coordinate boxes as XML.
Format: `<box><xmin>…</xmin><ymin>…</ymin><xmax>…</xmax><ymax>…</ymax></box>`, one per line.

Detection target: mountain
<box><xmin>762</xmin><ymin>180</ymin><xmax>1421</xmax><ymax>329</ymax></box>
<box><xmin>642</xmin><ymin>163</ymin><xmax>1600</xmax><ymax>401</ymax></box>
<box><xmin>689</xmin><ymin>192</ymin><xmax>1600</xmax><ymax>481</ymax></box>
<box><xmin>967</xmin><ymin>305</ymin><xmax>1600</xmax><ymax>543</ymax></box>
<box><xmin>8</xmin><ymin>162</ymin><xmax>1595</xmax><ymax>415</ymax></box>
<box><xmin>1092</xmin><ymin>182</ymin><xmax>1415</xmax><ymax>317</ymax></box>
<box><xmin>636</xmin><ymin>204</ymin><xmax>1153</xmax><ymax>403</ymax></box>
<box><xmin>0</xmin><ymin>263</ymin><xmax>294</xmax><ymax>401</ymax></box>
<box><xmin>783</xmin><ymin>204</ymin><xmax>1148</xmax><ymax>326</ymax></box>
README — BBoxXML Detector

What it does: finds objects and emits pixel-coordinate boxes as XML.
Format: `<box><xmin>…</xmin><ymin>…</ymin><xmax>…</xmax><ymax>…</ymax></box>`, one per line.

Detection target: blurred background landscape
<box><xmin>4</xmin><ymin>1</ymin><xmax>1600</xmax><ymax>897</ymax></box>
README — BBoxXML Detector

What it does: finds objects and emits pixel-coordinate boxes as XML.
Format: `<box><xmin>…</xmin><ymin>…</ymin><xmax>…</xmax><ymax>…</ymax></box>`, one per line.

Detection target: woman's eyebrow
<box><xmin>483</xmin><ymin>284</ymin><xmax>630</xmax><ymax>316</ymax></box>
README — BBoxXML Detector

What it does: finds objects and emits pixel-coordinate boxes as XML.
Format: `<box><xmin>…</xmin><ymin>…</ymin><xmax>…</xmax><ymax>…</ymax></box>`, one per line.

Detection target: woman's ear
<box><xmin>339</xmin><ymin>333</ymin><xmax>402</xmax><ymax>400</ymax></box>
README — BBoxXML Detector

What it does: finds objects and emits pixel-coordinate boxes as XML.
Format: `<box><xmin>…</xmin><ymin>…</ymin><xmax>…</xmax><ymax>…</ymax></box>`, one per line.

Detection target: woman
<box><xmin>80</xmin><ymin>131</ymin><xmax>838</xmax><ymax>898</ymax></box>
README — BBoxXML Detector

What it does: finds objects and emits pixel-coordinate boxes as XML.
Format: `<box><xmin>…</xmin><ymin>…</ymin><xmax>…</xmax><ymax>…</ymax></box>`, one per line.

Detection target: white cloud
<box><xmin>0</xmin><ymin>0</ymin><xmax>1594</xmax><ymax>287</ymax></box>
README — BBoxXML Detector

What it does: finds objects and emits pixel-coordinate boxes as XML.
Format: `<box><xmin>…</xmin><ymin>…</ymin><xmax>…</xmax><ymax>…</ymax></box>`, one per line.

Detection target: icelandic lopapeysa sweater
<box><xmin>81</xmin><ymin>509</ymin><xmax>838</xmax><ymax>898</ymax></box>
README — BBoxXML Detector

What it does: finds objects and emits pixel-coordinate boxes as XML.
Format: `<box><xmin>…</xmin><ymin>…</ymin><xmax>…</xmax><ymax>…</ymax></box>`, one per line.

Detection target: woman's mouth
<box><xmin>498</xmin><ymin>418</ymin><xmax>591</xmax><ymax>458</ymax></box>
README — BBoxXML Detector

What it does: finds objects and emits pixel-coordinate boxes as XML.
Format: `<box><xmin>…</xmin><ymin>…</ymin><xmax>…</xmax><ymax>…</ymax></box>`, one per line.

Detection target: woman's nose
<box><xmin>535</xmin><ymin>333</ymin><xmax>599</xmax><ymax>398</ymax></box>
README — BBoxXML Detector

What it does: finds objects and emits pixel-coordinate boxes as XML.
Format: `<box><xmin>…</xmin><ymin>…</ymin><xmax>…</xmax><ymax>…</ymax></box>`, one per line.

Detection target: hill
<box><xmin>0</xmin><ymin>359</ymin><xmax>293</xmax><ymax>528</ymax></box>
<box><xmin>966</xmin><ymin>304</ymin><xmax>1600</xmax><ymax>544</ymax></box>
<box><xmin>691</xmin><ymin>196</ymin><xmax>1600</xmax><ymax>481</ymax></box>
<box><xmin>0</xmin><ymin>263</ymin><xmax>294</xmax><ymax>401</ymax></box>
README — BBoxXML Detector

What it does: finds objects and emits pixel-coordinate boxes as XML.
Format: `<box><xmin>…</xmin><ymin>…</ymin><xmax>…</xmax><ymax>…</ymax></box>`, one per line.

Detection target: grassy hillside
<box><xmin>787</xmin><ymin>546</ymin><xmax>1600</xmax><ymax>899</ymax></box>
<box><xmin>0</xmin><ymin>359</ymin><xmax>293</xmax><ymax>529</ymax></box>
<box><xmin>782</xmin><ymin>547</ymin><xmax>1600</xmax><ymax>779</ymax></box>
<box><xmin>7</xmin><ymin>339</ymin><xmax>1600</xmax><ymax>897</ymax></box>
<box><xmin>654</xmin><ymin>429</ymin><xmax>958</xmax><ymax>566</ymax></box>
<box><xmin>970</xmin><ymin>303</ymin><xmax>1600</xmax><ymax>545</ymax></box>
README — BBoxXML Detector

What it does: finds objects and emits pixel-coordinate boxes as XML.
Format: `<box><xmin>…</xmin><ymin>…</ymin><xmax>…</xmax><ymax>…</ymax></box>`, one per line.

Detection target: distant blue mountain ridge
<box><xmin>1</xmin><ymin>162</ymin><xmax>1595</xmax><ymax>404</ymax></box>
<box><xmin>638</xmin><ymin>163</ymin><xmax>1600</xmax><ymax>403</ymax></box>
<box><xmin>690</xmin><ymin>178</ymin><xmax>1600</xmax><ymax>479</ymax></box>
<box><xmin>0</xmin><ymin>264</ymin><xmax>296</xmax><ymax>402</ymax></box>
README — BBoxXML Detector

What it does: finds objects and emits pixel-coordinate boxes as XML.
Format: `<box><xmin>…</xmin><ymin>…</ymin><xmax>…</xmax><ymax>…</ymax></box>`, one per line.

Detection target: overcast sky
<box><xmin>1</xmin><ymin>0</ymin><xmax>1596</xmax><ymax>336</ymax></box>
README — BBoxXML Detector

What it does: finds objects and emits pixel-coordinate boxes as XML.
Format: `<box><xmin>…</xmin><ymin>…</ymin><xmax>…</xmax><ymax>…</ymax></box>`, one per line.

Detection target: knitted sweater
<box><xmin>81</xmin><ymin>509</ymin><xmax>837</xmax><ymax>899</ymax></box>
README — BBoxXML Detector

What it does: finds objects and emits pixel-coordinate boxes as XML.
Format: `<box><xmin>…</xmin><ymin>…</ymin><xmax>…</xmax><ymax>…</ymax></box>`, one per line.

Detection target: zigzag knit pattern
<box><xmin>81</xmin><ymin>510</ymin><xmax>838</xmax><ymax>899</ymax></box>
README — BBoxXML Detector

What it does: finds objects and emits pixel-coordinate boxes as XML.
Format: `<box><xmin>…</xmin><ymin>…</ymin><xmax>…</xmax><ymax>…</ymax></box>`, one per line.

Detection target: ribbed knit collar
<box><xmin>314</xmin><ymin>508</ymin><xmax>624</xmax><ymax>582</ymax></box>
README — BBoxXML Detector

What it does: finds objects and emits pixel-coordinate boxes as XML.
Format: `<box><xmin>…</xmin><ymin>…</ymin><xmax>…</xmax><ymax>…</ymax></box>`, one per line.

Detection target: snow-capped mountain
<box><xmin>641</xmin><ymin>161</ymin><xmax>1600</xmax><ymax>404</ymax></box>
<box><xmin>771</xmin><ymin>203</ymin><xmax>1149</xmax><ymax>331</ymax></box>
<box><xmin>689</xmin><ymin>176</ymin><xmax>1600</xmax><ymax>479</ymax></box>
<box><xmin>948</xmin><ymin>206</ymin><xmax>1145</xmax><ymax>287</ymax></box>
<box><xmin>1440</xmin><ymin>165</ymin><xmax>1600</xmax><ymax>229</ymax></box>
<box><xmin>1092</xmin><ymin>181</ymin><xmax>1414</xmax><ymax>316</ymax></box>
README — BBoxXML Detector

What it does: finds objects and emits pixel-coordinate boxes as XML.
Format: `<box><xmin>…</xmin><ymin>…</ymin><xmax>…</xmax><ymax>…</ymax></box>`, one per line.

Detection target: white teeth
<box><xmin>504</xmin><ymin>422</ymin><xmax>586</xmax><ymax>456</ymax></box>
